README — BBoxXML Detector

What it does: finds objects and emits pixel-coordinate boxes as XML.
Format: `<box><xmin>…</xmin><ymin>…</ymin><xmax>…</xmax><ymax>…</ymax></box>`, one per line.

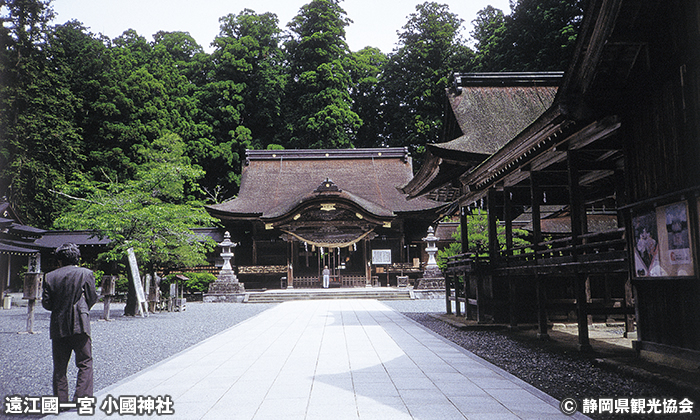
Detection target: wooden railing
<box><xmin>293</xmin><ymin>277</ymin><xmax>320</xmax><ymax>288</ymax></box>
<box><xmin>495</xmin><ymin>228</ymin><xmax>627</xmax><ymax>275</ymax></box>
<box><xmin>293</xmin><ymin>275</ymin><xmax>368</xmax><ymax>288</ymax></box>
<box><xmin>340</xmin><ymin>276</ymin><xmax>367</xmax><ymax>287</ymax></box>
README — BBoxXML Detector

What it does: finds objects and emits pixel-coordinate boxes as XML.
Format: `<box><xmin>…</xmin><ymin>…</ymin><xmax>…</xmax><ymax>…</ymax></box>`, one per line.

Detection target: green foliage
<box><xmin>348</xmin><ymin>47</ymin><xmax>387</xmax><ymax>148</ymax></box>
<box><xmin>437</xmin><ymin>209</ymin><xmax>531</xmax><ymax>270</ymax></box>
<box><xmin>1</xmin><ymin>0</ymin><xmax>585</xmax><ymax>227</ymax></box>
<box><xmin>381</xmin><ymin>2</ymin><xmax>474</xmax><ymax>155</ymax></box>
<box><xmin>471</xmin><ymin>0</ymin><xmax>584</xmax><ymax>72</ymax></box>
<box><xmin>162</xmin><ymin>272</ymin><xmax>217</xmax><ymax>295</ymax></box>
<box><xmin>53</xmin><ymin>133</ymin><xmax>217</xmax><ymax>273</ymax></box>
<box><xmin>284</xmin><ymin>0</ymin><xmax>361</xmax><ymax>149</ymax></box>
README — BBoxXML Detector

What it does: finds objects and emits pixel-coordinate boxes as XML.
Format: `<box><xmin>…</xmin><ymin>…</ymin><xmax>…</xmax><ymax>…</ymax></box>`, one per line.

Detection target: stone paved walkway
<box><xmin>55</xmin><ymin>299</ymin><xmax>589</xmax><ymax>419</ymax></box>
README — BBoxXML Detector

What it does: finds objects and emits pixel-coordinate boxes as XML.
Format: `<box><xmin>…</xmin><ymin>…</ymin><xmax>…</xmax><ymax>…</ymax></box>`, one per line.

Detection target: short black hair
<box><xmin>55</xmin><ymin>243</ymin><xmax>80</xmax><ymax>266</ymax></box>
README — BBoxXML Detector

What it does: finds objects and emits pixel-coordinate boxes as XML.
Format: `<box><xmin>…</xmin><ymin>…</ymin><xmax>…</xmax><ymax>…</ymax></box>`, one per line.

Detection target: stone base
<box><xmin>414</xmin><ymin>277</ymin><xmax>445</xmax><ymax>290</ymax></box>
<box><xmin>207</xmin><ymin>280</ymin><xmax>245</xmax><ymax>294</ymax></box>
<box><xmin>203</xmin><ymin>293</ymin><xmax>247</xmax><ymax>303</ymax></box>
<box><xmin>423</xmin><ymin>266</ymin><xmax>443</xmax><ymax>279</ymax></box>
<box><xmin>205</xmin><ymin>271</ymin><xmax>246</xmax><ymax>302</ymax></box>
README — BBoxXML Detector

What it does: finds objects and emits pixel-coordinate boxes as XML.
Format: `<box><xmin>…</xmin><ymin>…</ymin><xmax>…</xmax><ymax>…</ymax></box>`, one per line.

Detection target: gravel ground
<box><xmin>1</xmin><ymin>298</ymin><xmax>697</xmax><ymax>420</ymax></box>
<box><xmin>383</xmin><ymin>300</ymin><xmax>699</xmax><ymax>420</ymax></box>
<box><xmin>0</xmin><ymin>301</ymin><xmax>275</xmax><ymax>419</ymax></box>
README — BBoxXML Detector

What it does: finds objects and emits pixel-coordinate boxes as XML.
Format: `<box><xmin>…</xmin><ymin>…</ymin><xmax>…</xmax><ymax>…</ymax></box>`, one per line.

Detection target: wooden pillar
<box><xmin>530</xmin><ymin>171</ymin><xmax>549</xmax><ymax>340</ymax></box>
<box><xmin>614</xmin><ymin>169</ymin><xmax>635</xmax><ymax>336</ymax></box>
<box><xmin>445</xmin><ymin>273</ymin><xmax>453</xmax><ymax>314</ymax></box>
<box><xmin>487</xmin><ymin>189</ymin><xmax>499</xmax><ymax>262</ymax></box>
<box><xmin>568</xmin><ymin>151</ymin><xmax>592</xmax><ymax>351</ymax></box>
<box><xmin>364</xmin><ymin>238</ymin><xmax>371</xmax><ymax>286</ymax></box>
<box><xmin>287</xmin><ymin>240</ymin><xmax>294</xmax><ymax>289</ymax></box>
<box><xmin>504</xmin><ymin>187</ymin><xmax>517</xmax><ymax>328</ymax></box>
<box><xmin>460</xmin><ymin>205</ymin><xmax>469</xmax><ymax>254</ymax></box>
<box><xmin>454</xmin><ymin>275</ymin><xmax>462</xmax><ymax>317</ymax></box>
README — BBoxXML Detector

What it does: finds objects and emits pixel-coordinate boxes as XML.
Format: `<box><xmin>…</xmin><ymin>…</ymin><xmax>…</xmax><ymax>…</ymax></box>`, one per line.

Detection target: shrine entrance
<box><xmin>291</xmin><ymin>240</ymin><xmax>369</xmax><ymax>288</ymax></box>
<box><xmin>270</xmin><ymin>179</ymin><xmax>386</xmax><ymax>288</ymax></box>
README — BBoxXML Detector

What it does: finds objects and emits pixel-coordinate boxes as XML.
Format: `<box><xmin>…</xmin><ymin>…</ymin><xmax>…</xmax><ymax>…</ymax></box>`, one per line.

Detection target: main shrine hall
<box><xmin>206</xmin><ymin>148</ymin><xmax>444</xmax><ymax>289</ymax></box>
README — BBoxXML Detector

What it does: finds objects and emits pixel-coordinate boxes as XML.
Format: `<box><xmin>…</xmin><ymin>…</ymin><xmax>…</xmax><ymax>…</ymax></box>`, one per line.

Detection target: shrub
<box><xmin>161</xmin><ymin>272</ymin><xmax>217</xmax><ymax>295</ymax></box>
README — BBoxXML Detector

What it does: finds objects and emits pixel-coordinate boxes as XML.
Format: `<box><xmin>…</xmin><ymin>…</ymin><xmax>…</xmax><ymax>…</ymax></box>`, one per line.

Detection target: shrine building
<box><xmin>206</xmin><ymin>148</ymin><xmax>444</xmax><ymax>289</ymax></box>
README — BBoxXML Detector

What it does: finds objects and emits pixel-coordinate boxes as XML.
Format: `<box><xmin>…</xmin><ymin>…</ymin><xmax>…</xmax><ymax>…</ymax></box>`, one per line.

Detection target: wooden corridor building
<box><xmin>406</xmin><ymin>0</ymin><xmax>700</xmax><ymax>366</ymax></box>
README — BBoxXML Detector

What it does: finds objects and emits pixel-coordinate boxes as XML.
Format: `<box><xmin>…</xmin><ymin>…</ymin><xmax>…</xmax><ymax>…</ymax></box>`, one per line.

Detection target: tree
<box><xmin>53</xmin><ymin>133</ymin><xmax>217</xmax><ymax>315</ymax></box>
<box><xmin>470</xmin><ymin>6</ymin><xmax>507</xmax><ymax>72</ymax></box>
<box><xmin>471</xmin><ymin>0</ymin><xmax>584</xmax><ymax>72</ymax></box>
<box><xmin>347</xmin><ymin>47</ymin><xmax>387</xmax><ymax>148</ymax></box>
<box><xmin>284</xmin><ymin>0</ymin><xmax>361</xmax><ymax>149</ymax></box>
<box><xmin>437</xmin><ymin>209</ymin><xmax>530</xmax><ymax>270</ymax></box>
<box><xmin>0</xmin><ymin>0</ymin><xmax>86</xmax><ymax>228</ymax></box>
<box><xmin>215</xmin><ymin>10</ymin><xmax>287</xmax><ymax>149</ymax></box>
<box><xmin>381</xmin><ymin>2</ymin><xmax>474</xmax><ymax>155</ymax></box>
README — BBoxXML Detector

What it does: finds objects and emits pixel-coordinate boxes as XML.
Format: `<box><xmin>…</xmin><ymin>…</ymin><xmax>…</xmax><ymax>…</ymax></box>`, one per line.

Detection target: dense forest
<box><xmin>0</xmin><ymin>0</ymin><xmax>584</xmax><ymax>229</ymax></box>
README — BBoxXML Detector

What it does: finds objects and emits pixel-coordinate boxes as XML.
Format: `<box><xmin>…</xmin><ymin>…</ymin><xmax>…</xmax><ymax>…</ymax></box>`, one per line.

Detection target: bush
<box><xmin>161</xmin><ymin>272</ymin><xmax>217</xmax><ymax>296</ymax></box>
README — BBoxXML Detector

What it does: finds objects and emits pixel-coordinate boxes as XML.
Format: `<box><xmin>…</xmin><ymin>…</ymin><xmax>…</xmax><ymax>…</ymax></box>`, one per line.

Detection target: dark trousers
<box><xmin>51</xmin><ymin>333</ymin><xmax>93</xmax><ymax>402</ymax></box>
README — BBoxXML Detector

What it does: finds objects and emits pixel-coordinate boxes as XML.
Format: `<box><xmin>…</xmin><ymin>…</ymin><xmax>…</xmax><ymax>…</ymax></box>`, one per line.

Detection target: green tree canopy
<box><xmin>471</xmin><ymin>0</ymin><xmax>583</xmax><ymax>72</ymax></box>
<box><xmin>53</xmin><ymin>133</ymin><xmax>217</xmax><ymax>272</ymax></box>
<box><xmin>284</xmin><ymin>0</ymin><xmax>361</xmax><ymax>149</ymax></box>
<box><xmin>381</xmin><ymin>2</ymin><xmax>474</xmax><ymax>154</ymax></box>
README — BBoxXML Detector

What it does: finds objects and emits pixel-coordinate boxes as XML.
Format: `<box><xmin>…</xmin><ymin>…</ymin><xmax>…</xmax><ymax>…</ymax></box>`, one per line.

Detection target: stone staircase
<box><xmin>245</xmin><ymin>288</ymin><xmax>414</xmax><ymax>303</ymax></box>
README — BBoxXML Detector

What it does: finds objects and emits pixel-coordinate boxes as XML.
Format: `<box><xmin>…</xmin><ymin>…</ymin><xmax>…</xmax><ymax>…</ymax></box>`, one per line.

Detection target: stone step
<box><xmin>245</xmin><ymin>288</ymin><xmax>413</xmax><ymax>303</ymax></box>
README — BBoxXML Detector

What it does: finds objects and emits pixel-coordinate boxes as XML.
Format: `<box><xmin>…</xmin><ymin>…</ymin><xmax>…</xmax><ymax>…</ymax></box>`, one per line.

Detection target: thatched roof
<box><xmin>402</xmin><ymin>73</ymin><xmax>561</xmax><ymax>199</ymax></box>
<box><xmin>208</xmin><ymin>148</ymin><xmax>442</xmax><ymax>222</ymax></box>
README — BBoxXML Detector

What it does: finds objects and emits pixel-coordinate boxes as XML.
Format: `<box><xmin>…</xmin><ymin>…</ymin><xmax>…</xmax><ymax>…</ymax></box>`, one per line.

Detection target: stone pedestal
<box><xmin>415</xmin><ymin>266</ymin><xmax>445</xmax><ymax>290</ymax></box>
<box><xmin>204</xmin><ymin>269</ymin><xmax>246</xmax><ymax>302</ymax></box>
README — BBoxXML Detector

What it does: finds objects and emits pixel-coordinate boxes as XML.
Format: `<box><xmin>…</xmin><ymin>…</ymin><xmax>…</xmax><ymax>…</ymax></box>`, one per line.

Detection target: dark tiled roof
<box><xmin>9</xmin><ymin>223</ymin><xmax>45</xmax><ymax>237</ymax></box>
<box><xmin>208</xmin><ymin>148</ymin><xmax>442</xmax><ymax>220</ymax></box>
<box><xmin>434</xmin><ymin>222</ymin><xmax>459</xmax><ymax>241</ymax></box>
<box><xmin>0</xmin><ymin>242</ymin><xmax>39</xmax><ymax>255</ymax></box>
<box><xmin>35</xmin><ymin>231</ymin><xmax>111</xmax><ymax>248</ymax></box>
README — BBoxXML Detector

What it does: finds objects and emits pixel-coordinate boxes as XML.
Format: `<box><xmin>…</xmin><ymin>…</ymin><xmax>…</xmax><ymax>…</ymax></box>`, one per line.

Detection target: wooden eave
<box><xmin>456</xmin><ymin>0</ymin><xmax>641</xmax><ymax>207</ymax></box>
<box><xmin>261</xmin><ymin>194</ymin><xmax>394</xmax><ymax>228</ymax></box>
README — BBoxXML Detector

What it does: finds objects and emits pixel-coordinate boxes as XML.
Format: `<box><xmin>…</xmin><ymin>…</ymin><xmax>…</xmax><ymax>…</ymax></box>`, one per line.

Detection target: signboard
<box><xmin>372</xmin><ymin>249</ymin><xmax>392</xmax><ymax>265</ymax></box>
<box><xmin>126</xmin><ymin>248</ymin><xmax>148</xmax><ymax>317</ymax></box>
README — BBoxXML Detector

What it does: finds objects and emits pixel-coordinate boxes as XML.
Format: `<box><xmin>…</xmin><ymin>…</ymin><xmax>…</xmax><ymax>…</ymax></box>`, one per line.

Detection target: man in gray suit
<box><xmin>42</xmin><ymin>243</ymin><xmax>98</xmax><ymax>404</ymax></box>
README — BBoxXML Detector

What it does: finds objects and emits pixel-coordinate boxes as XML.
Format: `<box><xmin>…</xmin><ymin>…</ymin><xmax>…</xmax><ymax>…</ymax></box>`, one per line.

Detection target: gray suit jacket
<box><xmin>42</xmin><ymin>265</ymin><xmax>98</xmax><ymax>339</ymax></box>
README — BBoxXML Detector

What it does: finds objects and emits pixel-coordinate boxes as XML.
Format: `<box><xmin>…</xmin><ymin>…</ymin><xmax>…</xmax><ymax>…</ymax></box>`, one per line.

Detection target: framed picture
<box><xmin>632</xmin><ymin>210</ymin><xmax>658</xmax><ymax>277</ymax></box>
<box><xmin>633</xmin><ymin>201</ymin><xmax>695</xmax><ymax>278</ymax></box>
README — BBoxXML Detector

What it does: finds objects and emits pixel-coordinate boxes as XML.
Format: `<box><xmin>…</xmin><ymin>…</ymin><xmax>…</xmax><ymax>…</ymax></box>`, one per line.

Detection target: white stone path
<box><xmin>56</xmin><ymin>299</ymin><xmax>590</xmax><ymax>419</ymax></box>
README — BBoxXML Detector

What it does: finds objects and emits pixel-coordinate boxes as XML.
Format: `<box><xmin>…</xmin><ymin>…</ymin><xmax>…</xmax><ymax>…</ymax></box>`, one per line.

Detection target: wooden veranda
<box><xmin>441</xmin><ymin>112</ymin><xmax>636</xmax><ymax>351</ymax></box>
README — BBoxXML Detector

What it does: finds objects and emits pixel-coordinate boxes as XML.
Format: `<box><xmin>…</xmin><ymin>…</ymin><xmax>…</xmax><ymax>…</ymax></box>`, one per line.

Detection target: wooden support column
<box><xmin>460</xmin><ymin>206</ymin><xmax>469</xmax><ymax>254</ymax></box>
<box><xmin>530</xmin><ymin>171</ymin><xmax>549</xmax><ymax>340</ymax></box>
<box><xmin>459</xmin><ymin>205</ymin><xmax>469</xmax><ymax>319</ymax></box>
<box><xmin>487</xmin><ymin>189</ymin><xmax>499</xmax><ymax>262</ymax></box>
<box><xmin>445</xmin><ymin>273</ymin><xmax>453</xmax><ymax>314</ymax></box>
<box><xmin>568</xmin><ymin>151</ymin><xmax>592</xmax><ymax>352</ymax></box>
<box><xmin>614</xmin><ymin>169</ymin><xmax>635</xmax><ymax>336</ymax></box>
<box><xmin>504</xmin><ymin>187</ymin><xmax>517</xmax><ymax>328</ymax></box>
<box><xmin>287</xmin><ymin>240</ymin><xmax>294</xmax><ymax>288</ymax></box>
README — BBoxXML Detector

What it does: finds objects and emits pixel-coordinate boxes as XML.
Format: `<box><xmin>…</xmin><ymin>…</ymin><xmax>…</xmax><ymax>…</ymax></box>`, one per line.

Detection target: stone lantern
<box><xmin>415</xmin><ymin>226</ymin><xmax>444</xmax><ymax>290</ymax></box>
<box><xmin>423</xmin><ymin>226</ymin><xmax>439</xmax><ymax>270</ymax></box>
<box><xmin>219</xmin><ymin>231</ymin><xmax>236</xmax><ymax>274</ymax></box>
<box><xmin>204</xmin><ymin>231</ymin><xmax>245</xmax><ymax>302</ymax></box>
